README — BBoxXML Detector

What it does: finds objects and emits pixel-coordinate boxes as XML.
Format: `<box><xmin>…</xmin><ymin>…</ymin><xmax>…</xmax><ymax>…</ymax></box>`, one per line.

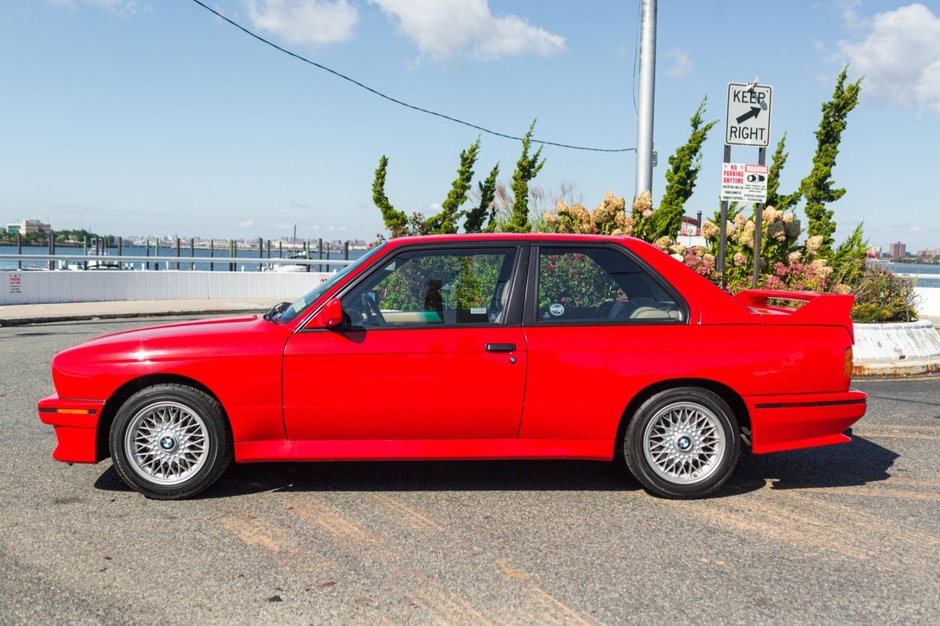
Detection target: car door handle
<box><xmin>485</xmin><ymin>343</ymin><xmax>516</xmax><ymax>352</ymax></box>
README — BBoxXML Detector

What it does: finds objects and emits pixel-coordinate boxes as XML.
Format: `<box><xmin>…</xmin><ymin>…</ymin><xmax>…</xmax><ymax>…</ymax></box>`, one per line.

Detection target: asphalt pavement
<box><xmin>1</xmin><ymin>316</ymin><xmax>938</xmax><ymax>624</ymax></box>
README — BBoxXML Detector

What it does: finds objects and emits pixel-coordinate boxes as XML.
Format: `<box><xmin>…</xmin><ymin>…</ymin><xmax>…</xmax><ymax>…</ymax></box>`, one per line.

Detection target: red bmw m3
<box><xmin>39</xmin><ymin>234</ymin><xmax>866</xmax><ymax>499</ymax></box>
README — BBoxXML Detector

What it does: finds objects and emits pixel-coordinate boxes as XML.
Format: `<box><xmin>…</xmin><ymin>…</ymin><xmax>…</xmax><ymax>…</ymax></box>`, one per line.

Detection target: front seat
<box><xmin>488</xmin><ymin>281</ymin><xmax>510</xmax><ymax>323</ymax></box>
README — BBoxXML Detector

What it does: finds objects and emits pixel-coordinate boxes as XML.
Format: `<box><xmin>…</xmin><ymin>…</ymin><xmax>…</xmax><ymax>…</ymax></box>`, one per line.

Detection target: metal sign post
<box><xmin>751</xmin><ymin>147</ymin><xmax>767</xmax><ymax>288</ymax></box>
<box><xmin>718</xmin><ymin>145</ymin><xmax>731</xmax><ymax>287</ymax></box>
<box><xmin>720</xmin><ymin>82</ymin><xmax>773</xmax><ymax>289</ymax></box>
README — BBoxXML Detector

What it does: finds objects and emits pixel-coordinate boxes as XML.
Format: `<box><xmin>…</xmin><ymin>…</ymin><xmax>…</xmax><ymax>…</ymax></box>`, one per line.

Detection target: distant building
<box><xmin>5</xmin><ymin>219</ymin><xmax>51</xmax><ymax>235</ymax></box>
<box><xmin>680</xmin><ymin>215</ymin><xmax>701</xmax><ymax>237</ymax></box>
<box><xmin>888</xmin><ymin>241</ymin><xmax>907</xmax><ymax>259</ymax></box>
<box><xmin>916</xmin><ymin>248</ymin><xmax>939</xmax><ymax>258</ymax></box>
<box><xmin>675</xmin><ymin>212</ymin><xmax>706</xmax><ymax>248</ymax></box>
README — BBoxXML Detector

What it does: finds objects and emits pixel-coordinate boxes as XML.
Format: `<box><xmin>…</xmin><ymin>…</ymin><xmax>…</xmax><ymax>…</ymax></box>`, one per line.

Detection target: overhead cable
<box><xmin>188</xmin><ymin>0</ymin><xmax>636</xmax><ymax>153</ymax></box>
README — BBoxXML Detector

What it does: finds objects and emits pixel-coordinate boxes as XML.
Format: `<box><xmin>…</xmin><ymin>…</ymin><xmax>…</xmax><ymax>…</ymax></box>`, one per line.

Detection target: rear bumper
<box><xmin>746</xmin><ymin>389</ymin><xmax>867</xmax><ymax>454</ymax></box>
<box><xmin>38</xmin><ymin>395</ymin><xmax>106</xmax><ymax>463</ymax></box>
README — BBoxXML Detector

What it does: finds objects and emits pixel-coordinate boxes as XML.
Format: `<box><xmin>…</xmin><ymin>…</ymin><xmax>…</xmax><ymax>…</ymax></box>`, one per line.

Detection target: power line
<box><xmin>188</xmin><ymin>0</ymin><xmax>635</xmax><ymax>153</ymax></box>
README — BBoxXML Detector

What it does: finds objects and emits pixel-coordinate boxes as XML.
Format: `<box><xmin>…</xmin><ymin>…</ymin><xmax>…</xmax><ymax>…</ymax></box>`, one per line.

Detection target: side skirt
<box><xmin>235</xmin><ymin>439</ymin><xmax>615</xmax><ymax>463</ymax></box>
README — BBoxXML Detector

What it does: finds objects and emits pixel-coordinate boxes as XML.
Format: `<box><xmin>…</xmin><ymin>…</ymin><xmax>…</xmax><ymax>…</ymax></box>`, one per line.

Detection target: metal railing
<box><xmin>0</xmin><ymin>254</ymin><xmax>353</xmax><ymax>272</ymax></box>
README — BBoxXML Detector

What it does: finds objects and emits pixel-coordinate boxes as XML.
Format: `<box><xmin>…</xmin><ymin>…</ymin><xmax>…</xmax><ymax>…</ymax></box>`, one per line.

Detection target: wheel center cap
<box><xmin>676</xmin><ymin>435</ymin><xmax>692</xmax><ymax>451</ymax></box>
<box><xmin>159</xmin><ymin>435</ymin><xmax>176</xmax><ymax>451</ymax></box>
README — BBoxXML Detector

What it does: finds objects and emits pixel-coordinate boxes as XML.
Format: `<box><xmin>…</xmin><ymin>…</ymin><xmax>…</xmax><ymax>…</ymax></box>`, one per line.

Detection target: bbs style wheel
<box><xmin>110</xmin><ymin>384</ymin><xmax>232</xmax><ymax>500</ymax></box>
<box><xmin>624</xmin><ymin>387</ymin><xmax>740</xmax><ymax>499</ymax></box>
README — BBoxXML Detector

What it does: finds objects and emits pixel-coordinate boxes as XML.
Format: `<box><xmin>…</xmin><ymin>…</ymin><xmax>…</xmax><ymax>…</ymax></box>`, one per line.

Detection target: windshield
<box><xmin>275</xmin><ymin>243</ymin><xmax>386</xmax><ymax>324</ymax></box>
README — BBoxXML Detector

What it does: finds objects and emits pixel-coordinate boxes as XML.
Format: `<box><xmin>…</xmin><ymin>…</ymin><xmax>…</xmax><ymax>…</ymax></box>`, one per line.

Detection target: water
<box><xmin>0</xmin><ymin>244</ymin><xmax>366</xmax><ymax>272</ymax></box>
<box><xmin>885</xmin><ymin>262</ymin><xmax>940</xmax><ymax>288</ymax></box>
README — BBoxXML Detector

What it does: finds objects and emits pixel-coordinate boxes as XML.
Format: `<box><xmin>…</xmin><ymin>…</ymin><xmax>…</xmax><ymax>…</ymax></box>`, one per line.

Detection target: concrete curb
<box><xmin>853</xmin><ymin>358</ymin><xmax>940</xmax><ymax>377</ymax></box>
<box><xmin>852</xmin><ymin>320</ymin><xmax>940</xmax><ymax>377</ymax></box>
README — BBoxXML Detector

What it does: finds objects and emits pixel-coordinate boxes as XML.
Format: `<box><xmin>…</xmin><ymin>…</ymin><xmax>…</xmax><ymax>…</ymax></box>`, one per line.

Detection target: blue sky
<box><xmin>2</xmin><ymin>1</ymin><xmax>939</xmax><ymax>252</ymax></box>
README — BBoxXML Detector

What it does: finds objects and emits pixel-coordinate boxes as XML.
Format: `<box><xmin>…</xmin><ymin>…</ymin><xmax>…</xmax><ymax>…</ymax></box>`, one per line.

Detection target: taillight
<box><xmin>844</xmin><ymin>347</ymin><xmax>854</xmax><ymax>377</ymax></box>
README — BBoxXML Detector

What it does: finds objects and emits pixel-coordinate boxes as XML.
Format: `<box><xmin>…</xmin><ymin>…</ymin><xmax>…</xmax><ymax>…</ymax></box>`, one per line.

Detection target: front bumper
<box><xmin>746</xmin><ymin>389</ymin><xmax>867</xmax><ymax>454</ymax></box>
<box><xmin>38</xmin><ymin>395</ymin><xmax>106</xmax><ymax>463</ymax></box>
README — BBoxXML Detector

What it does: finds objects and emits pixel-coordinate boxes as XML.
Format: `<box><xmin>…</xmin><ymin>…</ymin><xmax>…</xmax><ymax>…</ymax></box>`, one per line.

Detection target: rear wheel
<box><xmin>624</xmin><ymin>387</ymin><xmax>739</xmax><ymax>499</ymax></box>
<box><xmin>110</xmin><ymin>384</ymin><xmax>232</xmax><ymax>500</ymax></box>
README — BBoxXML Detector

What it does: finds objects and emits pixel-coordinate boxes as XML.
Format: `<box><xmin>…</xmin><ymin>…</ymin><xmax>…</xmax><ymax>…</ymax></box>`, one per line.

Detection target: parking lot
<box><xmin>2</xmin><ymin>317</ymin><xmax>938</xmax><ymax>624</ymax></box>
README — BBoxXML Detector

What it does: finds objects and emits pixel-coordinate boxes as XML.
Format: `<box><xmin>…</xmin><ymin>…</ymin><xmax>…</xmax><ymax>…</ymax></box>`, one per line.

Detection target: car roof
<box><xmin>386</xmin><ymin>233</ymin><xmax>640</xmax><ymax>247</ymax></box>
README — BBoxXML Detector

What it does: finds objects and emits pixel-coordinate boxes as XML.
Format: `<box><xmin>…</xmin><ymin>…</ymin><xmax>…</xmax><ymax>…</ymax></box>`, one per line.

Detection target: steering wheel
<box><xmin>361</xmin><ymin>293</ymin><xmax>385</xmax><ymax>326</ymax></box>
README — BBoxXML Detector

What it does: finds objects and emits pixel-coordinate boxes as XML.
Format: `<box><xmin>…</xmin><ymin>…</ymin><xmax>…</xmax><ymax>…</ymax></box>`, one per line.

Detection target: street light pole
<box><xmin>635</xmin><ymin>0</ymin><xmax>657</xmax><ymax>199</ymax></box>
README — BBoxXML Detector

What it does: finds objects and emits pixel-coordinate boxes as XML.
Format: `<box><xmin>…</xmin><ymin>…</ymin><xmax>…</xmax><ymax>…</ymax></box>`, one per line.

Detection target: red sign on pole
<box><xmin>720</xmin><ymin>163</ymin><xmax>768</xmax><ymax>204</ymax></box>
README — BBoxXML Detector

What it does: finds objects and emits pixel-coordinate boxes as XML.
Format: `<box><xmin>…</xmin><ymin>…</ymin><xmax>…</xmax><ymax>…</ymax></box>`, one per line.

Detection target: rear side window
<box><xmin>535</xmin><ymin>246</ymin><xmax>684</xmax><ymax>324</ymax></box>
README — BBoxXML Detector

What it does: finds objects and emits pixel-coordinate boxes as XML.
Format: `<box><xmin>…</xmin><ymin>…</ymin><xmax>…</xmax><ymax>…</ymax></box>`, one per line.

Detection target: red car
<box><xmin>38</xmin><ymin>234</ymin><xmax>866</xmax><ymax>500</ymax></box>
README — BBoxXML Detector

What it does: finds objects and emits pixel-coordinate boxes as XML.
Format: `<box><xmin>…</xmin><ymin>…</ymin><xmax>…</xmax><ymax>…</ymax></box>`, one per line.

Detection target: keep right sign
<box><xmin>725</xmin><ymin>83</ymin><xmax>772</xmax><ymax>147</ymax></box>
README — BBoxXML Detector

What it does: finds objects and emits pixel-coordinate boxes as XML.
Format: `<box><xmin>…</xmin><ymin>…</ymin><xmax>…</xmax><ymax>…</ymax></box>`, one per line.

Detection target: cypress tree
<box><xmin>464</xmin><ymin>163</ymin><xmax>500</xmax><ymax>233</ymax></box>
<box><xmin>372</xmin><ymin>156</ymin><xmax>409</xmax><ymax>238</ymax></box>
<box><xmin>650</xmin><ymin>97</ymin><xmax>717</xmax><ymax>241</ymax></box>
<box><xmin>766</xmin><ymin>133</ymin><xmax>801</xmax><ymax>212</ymax></box>
<box><xmin>800</xmin><ymin>67</ymin><xmax>862</xmax><ymax>257</ymax></box>
<box><xmin>504</xmin><ymin>121</ymin><xmax>545</xmax><ymax>233</ymax></box>
<box><xmin>425</xmin><ymin>139</ymin><xmax>480</xmax><ymax>234</ymax></box>
<box><xmin>830</xmin><ymin>223</ymin><xmax>868</xmax><ymax>286</ymax></box>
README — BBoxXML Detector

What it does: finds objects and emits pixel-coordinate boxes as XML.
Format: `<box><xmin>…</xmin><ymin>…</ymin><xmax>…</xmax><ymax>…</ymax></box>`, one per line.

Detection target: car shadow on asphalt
<box><xmin>723</xmin><ymin>432</ymin><xmax>898</xmax><ymax>495</ymax></box>
<box><xmin>93</xmin><ymin>433</ymin><xmax>897</xmax><ymax>499</ymax></box>
<box><xmin>94</xmin><ymin>459</ymin><xmax>641</xmax><ymax>497</ymax></box>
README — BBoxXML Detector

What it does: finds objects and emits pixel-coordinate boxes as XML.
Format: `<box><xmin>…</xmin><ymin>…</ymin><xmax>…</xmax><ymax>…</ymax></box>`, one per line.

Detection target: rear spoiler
<box><xmin>734</xmin><ymin>289</ymin><xmax>856</xmax><ymax>342</ymax></box>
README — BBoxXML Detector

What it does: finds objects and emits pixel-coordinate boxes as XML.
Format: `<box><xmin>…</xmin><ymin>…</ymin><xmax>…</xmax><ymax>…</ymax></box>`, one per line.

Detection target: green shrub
<box><xmin>850</xmin><ymin>266</ymin><xmax>919</xmax><ymax>323</ymax></box>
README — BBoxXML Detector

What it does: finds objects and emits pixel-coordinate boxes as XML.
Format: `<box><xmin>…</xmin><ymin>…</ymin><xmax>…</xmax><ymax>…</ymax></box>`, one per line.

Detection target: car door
<box><xmin>519</xmin><ymin>243</ymin><xmax>692</xmax><ymax>441</ymax></box>
<box><xmin>282</xmin><ymin>244</ymin><xmax>527</xmax><ymax>441</ymax></box>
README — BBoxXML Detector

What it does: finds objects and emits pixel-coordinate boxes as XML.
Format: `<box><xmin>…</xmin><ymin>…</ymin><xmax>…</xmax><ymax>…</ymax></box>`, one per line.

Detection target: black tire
<box><xmin>109</xmin><ymin>384</ymin><xmax>232</xmax><ymax>500</ymax></box>
<box><xmin>624</xmin><ymin>387</ymin><xmax>739</xmax><ymax>499</ymax></box>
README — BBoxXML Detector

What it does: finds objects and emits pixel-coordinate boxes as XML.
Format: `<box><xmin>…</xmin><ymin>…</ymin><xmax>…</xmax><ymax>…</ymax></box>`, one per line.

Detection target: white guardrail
<box><xmin>916</xmin><ymin>287</ymin><xmax>940</xmax><ymax>318</ymax></box>
<box><xmin>0</xmin><ymin>264</ymin><xmax>341</xmax><ymax>306</ymax></box>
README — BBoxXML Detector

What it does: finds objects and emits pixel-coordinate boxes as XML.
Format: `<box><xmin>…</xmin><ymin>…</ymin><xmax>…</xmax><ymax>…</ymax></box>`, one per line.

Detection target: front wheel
<box><xmin>110</xmin><ymin>384</ymin><xmax>232</xmax><ymax>500</ymax></box>
<box><xmin>624</xmin><ymin>387</ymin><xmax>739</xmax><ymax>499</ymax></box>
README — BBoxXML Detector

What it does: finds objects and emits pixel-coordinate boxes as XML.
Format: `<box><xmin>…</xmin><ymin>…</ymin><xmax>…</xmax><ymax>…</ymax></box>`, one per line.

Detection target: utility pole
<box><xmin>635</xmin><ymin>0</ymin><xmax>657</xmax><ymax>199</ymax></box>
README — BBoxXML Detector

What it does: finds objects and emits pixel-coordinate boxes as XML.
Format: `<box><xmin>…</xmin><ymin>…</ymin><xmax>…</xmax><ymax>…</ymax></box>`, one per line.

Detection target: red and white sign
<box><xmin>720</xmin><ymin>163</ymin><xmax>768</xmax><ymax>204</ymax></box>
<box><xmin>8</xmin><ymin>273</ymin><xmax>22</xmax><ymax>295</ymax></box>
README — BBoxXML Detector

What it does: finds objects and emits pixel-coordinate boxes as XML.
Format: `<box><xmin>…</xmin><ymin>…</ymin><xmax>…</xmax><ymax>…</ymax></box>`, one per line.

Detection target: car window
<box><xmin>536</xmin><ymin>246</ymin><xmax>684</xmax><ymax>324</ymax></box>
<box><xmin>277</xmin><ymin>243</ymin><xmax>385</xmax><ymax>324</ymax></box>
<box><xmin>342</xmin><ymin>248</ymin><xmax>517</xmax><ymax>327</ymax></box>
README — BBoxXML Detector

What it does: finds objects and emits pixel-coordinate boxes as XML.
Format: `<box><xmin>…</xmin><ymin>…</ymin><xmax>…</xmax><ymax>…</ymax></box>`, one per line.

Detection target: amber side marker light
<box><xmin>845</xmin><ymin>347</ymin><xmax>854</xmax><ymax>377</ymax></box>
<box><xmin>39</xmin><ymin>408</ymin><xmax>97</xmax><ymax>415</ymax></box>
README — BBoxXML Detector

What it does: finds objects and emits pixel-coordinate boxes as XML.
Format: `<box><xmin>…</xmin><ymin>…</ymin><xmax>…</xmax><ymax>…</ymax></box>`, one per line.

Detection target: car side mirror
<box><xmin>311</xmin><ymin>297</ymin><xmax>344</xmax><ymax>328</ymax></box>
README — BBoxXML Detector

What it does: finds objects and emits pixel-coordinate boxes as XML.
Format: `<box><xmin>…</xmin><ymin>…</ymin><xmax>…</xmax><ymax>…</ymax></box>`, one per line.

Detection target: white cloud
<box><xmin>239</xmin><ymin>219</ymin><xmax>255</xmax><ymax>228</ymax></box>
<box><xmin>243</xmin><ymin>0</ymin><xmax>358</xmax><ymax>46</ymax></box>
<box><xmin>47</xmin><ymin>0</ymin><xmax>140</xmax><ymax>14</ymax></box>
<box><xmin>838</xmin><ymin>3</ymin><xmax>940</xmax><ymax>114</ymax></box>
<box><xmin>665</xmin><ymin>48</ymin><xmax>693</xmax><ymax>79</ymax></box>
<box><xmin>836</xmin><ymin>0</ymin><xmax>867</xmax><ymax>35</ymax></box>
<box><xmin>369</xmin><ymin>0</ymin><xmax>566</xmax><ymax>62</ymax></box>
